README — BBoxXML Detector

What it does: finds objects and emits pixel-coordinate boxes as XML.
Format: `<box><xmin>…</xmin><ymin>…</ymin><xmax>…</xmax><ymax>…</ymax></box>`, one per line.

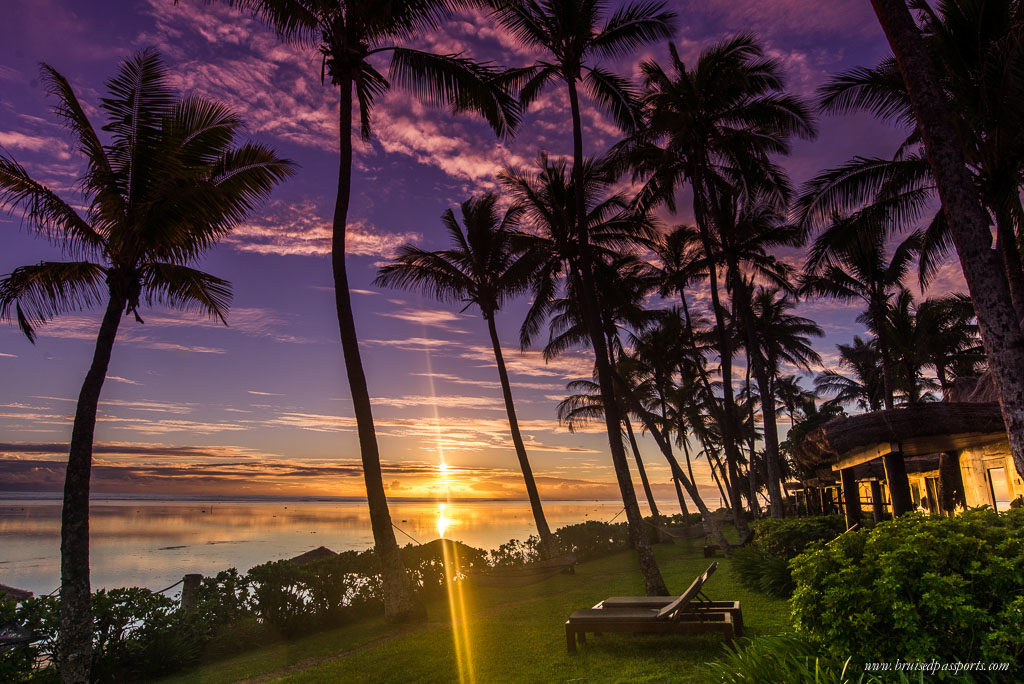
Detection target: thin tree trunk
<box><xmin>566</xmin><ymin>78</ymin><xmax>667</xmax><ymax>595</ymax></box>
<box><xmin>872</xmin><ymin>297</ymin><xmax>897</xmax><ymax>410</ymax></box>
<box><xmin>619</xmin><ymin>389</ymin><xmax>730</xmax><ymax>548</ymax></box>
<box><xmin>692</xmin><ymin>176</ymin><xmax>748</xmax><ymax>532</ymax></box>
<box><xmin>485</xmin><ymin>312</ymin><xmax>554</xmax><ymax>550</ymax></box>
<box><xmin>871</xmin><ymin>0</ymin><xmax>1024</xmax><ymax>481</ymax></box>
<box><xmin>624</xmin><ymin>418</ymin><xmax>660</xmax><ymax>521</ymax></box>
<box><xmin>59</xmin><ymin>292</ymin><xmax>124</xmax><ymax>684</ymax></box>
<box><xmin>333</xmin><ymin>79</ymin><xmax>422</xmax><ymax>622</ymax></box>
<box><xmin>731</xmin><ymin>268</ymin><xmax>783</xmax><ymax>517</ymax></box>
<box><xmin>673</xmin><ymin>475</ymin><xmax>689</xmax><ymax>516</ymax></box>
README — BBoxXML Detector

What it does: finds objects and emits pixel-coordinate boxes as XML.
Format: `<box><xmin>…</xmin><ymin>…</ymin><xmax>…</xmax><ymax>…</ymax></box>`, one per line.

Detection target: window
<box><xmin>987</xmin><ymin>467</ymin><xmax>1011</xmax><ymax>512</ymax></box>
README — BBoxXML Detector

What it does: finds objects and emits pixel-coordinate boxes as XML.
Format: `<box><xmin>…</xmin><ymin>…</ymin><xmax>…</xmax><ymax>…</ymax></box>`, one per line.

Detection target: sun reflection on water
<box><xmin>423</xmin><ymin>348</ymin><xmax>474</xmax><ymax>683</ymax></box>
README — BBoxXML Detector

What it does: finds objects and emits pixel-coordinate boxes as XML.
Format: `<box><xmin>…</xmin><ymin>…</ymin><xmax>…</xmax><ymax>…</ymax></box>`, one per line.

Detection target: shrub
<box><xmin>751</xmin><ymin>515</ymin><xmax>846</xmax><ymax>559</ymax></box>
<box><xmin>699</xmin><ymin>634</ymin><xmax>918</xmax><ymax>684</ymax></box>
<box><xmin>732</xmin><ymin>516</ymin><xmax>845</xmax><ymax>598</ymax></box>
<box><xmin>731</xmin><ymin>545</ymin><xmax>795</xmax><ymax>598</ymax></box>
<box><xmin>791</xmin><ymin>509</ymin><xmax>1024</xmax><ymax>678</ymax></box>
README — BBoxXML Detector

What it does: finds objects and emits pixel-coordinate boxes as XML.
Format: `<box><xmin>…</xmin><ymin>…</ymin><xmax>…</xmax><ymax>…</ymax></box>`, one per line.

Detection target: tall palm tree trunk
<box><xmin>871</xmin><ymin>298</ymin><xmax>897</xmax><ymax>410</ymax></box>
<box><xmin>59</xmin><ymin>292</ymin><xmax>124</xmax><ymax>684</ymax></box>
<box><xmin>673</xmin><ymin>475</ymin><xmax>689</xmax><ymax>515</ymax></box>
<box><xmin>691</xmin><ymin>184</ymin><xmax>748</xmax><ymax>531</ymax></box>
<box><xmin>333</xmin><ymin>80</ymin><xmax>422</xmax><ymax>622</ymax></box>
<box><xmin>732</xmin><ymin>273</ymin><xmax>783</xmax><ymax>516</ymax></box>
<box><xmin>484</xmin><ymin>312</ymin><xmax>554</xmax><ymax>550</ymax></box>
<box><xmin>870</xmin><ymin>0</ymin><xmax>1024</xmax><ymax>481</ymax></box>
<box><xmin>623</xmin><ymin>418</ymin><xmax>660</xmax><ymax>521</ymax></box>
<box><xmin>566</xmin><ymin>78</ymin><xmax>667</xmax><ymax>595</ymax></box>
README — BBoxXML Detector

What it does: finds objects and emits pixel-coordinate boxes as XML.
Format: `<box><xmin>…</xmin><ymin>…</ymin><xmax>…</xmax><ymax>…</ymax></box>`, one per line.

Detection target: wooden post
<box><xmin>883</xmin><ymin>447</ymin><xmax>914</xmax><ymax>517</ymax></box>
<box><xmin>869</xmin><ymin>480</ymin><xmax>885</xmax><ymax>523</ymax></box>
<box><xmin>181</xmin><ymin>573</ymin><xmax>203</xmax><ymax>613</ymax></box>
<box><xmin>938</xmin><ymin>451</ymin><xmax>966</xmax><ymax>514</ymax></box>
<box><xmin>840</xmin><ymin>468</ymin><xmax>862</xmax><ymax>528</ymax></box>
<box><xmin>822</xmin><ymin>487</ymin><xmax>834</xmax><ymax>515</ymax></box>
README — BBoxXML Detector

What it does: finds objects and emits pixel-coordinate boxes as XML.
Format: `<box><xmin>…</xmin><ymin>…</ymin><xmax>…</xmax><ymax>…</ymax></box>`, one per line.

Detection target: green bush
<box><xmin>732</xmin><ymin>516</ymin><xmax>845</xmax><ymax>598</ymax></box>
<box><xmin>791</xmin><ymin>509</ymin><xmax>1024</xmax><ymax>678</ymax></box>
<box><xmin>731</xmin><ymin>545</ymin><xmax>795</xmax><ymax>598</ymax></box>
<box><xmin>699</xmin><ymin>634</ymin><xmax>919</xmax><ymax>683</ymax></box>
<box><xmin>752</xmin><ymin>515</ymin><xmax>846</xmax><ymax>559</ymax></box>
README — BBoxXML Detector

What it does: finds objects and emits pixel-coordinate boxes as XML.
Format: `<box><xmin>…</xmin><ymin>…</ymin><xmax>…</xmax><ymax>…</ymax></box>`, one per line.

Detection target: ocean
<box><xmin>0</xmin><ymin>494</ymin><xmax>650</xmax><ymax>597</ymax></box>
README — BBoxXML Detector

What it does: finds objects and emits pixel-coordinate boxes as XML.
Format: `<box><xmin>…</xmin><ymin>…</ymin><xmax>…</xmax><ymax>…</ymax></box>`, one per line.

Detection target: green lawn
<box><xmin>161</xmin><ymin>540</ymin><xmax>789</xmax><ymax>684</ymax></box>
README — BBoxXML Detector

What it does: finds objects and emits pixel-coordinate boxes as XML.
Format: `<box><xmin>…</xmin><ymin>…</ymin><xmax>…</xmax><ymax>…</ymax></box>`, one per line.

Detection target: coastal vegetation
<box><xmin>2</xmin><ymin>0</ymin><xmax>1024</xmax><ymax>681</ymax></box>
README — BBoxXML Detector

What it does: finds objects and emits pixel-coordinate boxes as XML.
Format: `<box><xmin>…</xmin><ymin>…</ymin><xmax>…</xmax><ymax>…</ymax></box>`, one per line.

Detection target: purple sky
<box><xmin>0</xmin><ymin>0</ymin><xmax>963</xmax><ymax>502</ymax></box>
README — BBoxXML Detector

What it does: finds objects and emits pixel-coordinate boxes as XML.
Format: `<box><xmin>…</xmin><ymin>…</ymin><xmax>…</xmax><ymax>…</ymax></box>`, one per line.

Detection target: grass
<box><xmin>160</xmin><ymin>539</ymin><xmax>790</xmax><ymax>684</ymax></box>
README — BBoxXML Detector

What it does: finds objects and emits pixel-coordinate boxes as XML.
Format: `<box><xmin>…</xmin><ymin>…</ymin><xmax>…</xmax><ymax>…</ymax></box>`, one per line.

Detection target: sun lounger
<box><xmin>564</xmin><ymin>562</ymin><xmax>736</xmax><ymax>653</ymax></box>
<box><xmin>594</xmin><ymin>563</ymin><xmax>743</xmax><ymax>636</ymax></box>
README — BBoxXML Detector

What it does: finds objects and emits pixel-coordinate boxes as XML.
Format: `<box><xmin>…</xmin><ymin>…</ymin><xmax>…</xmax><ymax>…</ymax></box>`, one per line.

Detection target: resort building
<box><xmin>790</xmin><ymin>375</ymin><xmax>1024</xmax><ymax>527</ymax></box>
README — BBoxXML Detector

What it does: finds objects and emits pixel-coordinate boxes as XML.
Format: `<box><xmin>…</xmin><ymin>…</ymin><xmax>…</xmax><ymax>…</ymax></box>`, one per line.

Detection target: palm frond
<box><xmin>387</xmin><ymin>48</ymin><xmax>520</xmax><ymax>137</ymax></box>
<box><xmin>0</xmin><ymin>261</ymin><xmax>106</xmax><ymax>342</ymax></box>
<box><xmin>142</xmin><ymin>262</ymin><xmax>232</xmax><ymax>324</ymax></box>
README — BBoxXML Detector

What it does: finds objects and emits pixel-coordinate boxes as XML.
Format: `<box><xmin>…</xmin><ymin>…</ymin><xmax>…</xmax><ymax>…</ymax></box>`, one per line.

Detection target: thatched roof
<box><xmin>792</xmin><ymin>402</ymin><xmax>1005</xmax><ymax>470</ymax></box>
<box><xmin>288</xmin><ymin>546</ymin><xmax>337</xmax><ymax>565</ymax></box>
<box><xmin>946</xmin><ymin>372</ymin><xmax>999</xmax><ymax>403</ymax></box>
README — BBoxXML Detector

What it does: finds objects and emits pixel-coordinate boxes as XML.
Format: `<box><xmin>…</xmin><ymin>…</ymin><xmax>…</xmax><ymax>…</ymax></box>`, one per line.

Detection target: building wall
<box><xmin>958</xmin><ymin>441</ymin><xmax>1024</xmax><ymax>510</ymax></box>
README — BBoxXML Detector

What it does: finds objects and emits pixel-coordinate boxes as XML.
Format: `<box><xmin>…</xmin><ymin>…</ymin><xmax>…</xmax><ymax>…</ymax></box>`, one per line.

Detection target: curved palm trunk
<box><xmin>484</xmin><ymin>312</ymin><xmax>554</xmax><ymax>550</ymax></box>
<box><xmin>623</xmin><ymin>418</ymin><xmax>660</xmax><ymax>521</ymax></box>
<box><xmin>691</xmin><ymin>182</ymin><xmax>748</xmax><ymax>531</ymax></box>
<box><xmin>566</xmin><ymin>78</ymin><xmax>667</xmax><ymax>595</ymax></box>
<box><xmin>621</xmin><ymin>391</ymin><xmax>730</xmax><ymax>549</ymax></box>
<box><xmin>59</xmin><ymin>292</ymin><xmax>124</xmax><ymax>684</ymax></box>
<box><xmin>870</xmin><ymin>0</ymin><xmax>1024</xmax><ymax>482</ymax></box>
<box><xmin>334</xmin><ymin>79</ymin><xmax>422</xmax><ymax>622</ymax></box>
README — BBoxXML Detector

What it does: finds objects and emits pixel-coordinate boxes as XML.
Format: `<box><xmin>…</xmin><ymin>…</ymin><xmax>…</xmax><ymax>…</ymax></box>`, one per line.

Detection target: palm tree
<box><xmin>815</xmin><ymin>337</ymin><xmax>886</xmax><ymax>412</ymax></box>
<box><xmin>719</xmin><ymin>198</ymin><xmax>805</xmax><ymax>517</ymax></box>
<box><xmin>229</xmin><ymin>0</ymin><xmax>519</xmax><ymax>620</ymax></box>
<box><xmin>868</xmin><ymin>0</ymin><xmax>1024</xmax><ymax>479</ymax></box>
<box><xmin>490</xmin><ymin>0</ymin><xmax>675</xmax><ymax>595</ymax></box>
<box><xmin>0</xmin><ymin>52</ymin><xmax>293</xmax><ymax>683</ymax></box>
<box><xmin>616</xmin><ymin>34</ymin><xmax>815</xmax><ymax>527</ymax></box>
<box><xmin>801</xmin><ymin>0</ymin><xmax>1024</xmax><ymax>315</ymax></box>
<box><xmin>800</xmin><ymin>228</ymin><xmax>919</xmax><ymax>410</ymax></box>
<box><xmin>375</xmin><ymin>194</ymin><xmax>554</xmax><ymax>551</ymax></box>
<box><xmin>501</xmin><ymin>153</ymin><xmax>668</xmax><ymax>593</ymax></box>
<box><xmin>914</xmin><ymin>293</ymin><xmax>983</xmax><ymax>392</ymax></box>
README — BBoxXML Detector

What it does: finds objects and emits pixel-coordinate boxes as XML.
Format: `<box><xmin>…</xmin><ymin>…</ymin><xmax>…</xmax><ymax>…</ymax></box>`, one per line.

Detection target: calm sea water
<box><xmin>0</xmin><ymin>495</ymin><xmax>647</xmax><ymax>597</ymax></box>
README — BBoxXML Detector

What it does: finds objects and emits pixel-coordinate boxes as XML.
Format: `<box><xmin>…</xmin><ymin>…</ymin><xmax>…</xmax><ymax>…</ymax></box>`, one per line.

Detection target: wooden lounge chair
<box><xmin>564</xmin><ymin>563</ymin><xmax>735</xmax><ymax>653</ymax></box>
<box><xmin>595</xmin><ymin>562</ymin><xmax>743</xmax><ymax>636</ymax></box>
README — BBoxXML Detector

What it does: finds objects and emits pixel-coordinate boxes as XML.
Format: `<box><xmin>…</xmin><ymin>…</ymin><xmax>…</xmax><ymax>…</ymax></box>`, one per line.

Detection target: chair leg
<box><xmin>566</xmin><ymin>624</ymin><xmax>576</xmax><ymax>653</ymax></box>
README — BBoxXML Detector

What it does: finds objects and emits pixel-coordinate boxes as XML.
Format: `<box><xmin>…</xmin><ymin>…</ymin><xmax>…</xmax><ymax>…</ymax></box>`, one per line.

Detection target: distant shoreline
<box><xmin>0</xmin><ymin>491</ymin><xmax>621</xmax><ymax>504</ymax></box>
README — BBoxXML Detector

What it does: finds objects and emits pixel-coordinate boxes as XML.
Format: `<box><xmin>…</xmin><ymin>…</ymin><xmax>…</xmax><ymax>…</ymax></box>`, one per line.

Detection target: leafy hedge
<box><xmin>1</xmin><ymin>521</ymin><xmax>632</xmax><ymax>682</ymax></box>
<box><xmin>791</xmin><ymin>509</ymin><xmax>1024</xmax><ymax>678</ymax></box>
<box><xmin>732</xmin><ymin>516</ymin><xmax>845</xmax><ymax>598</ymax></box>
